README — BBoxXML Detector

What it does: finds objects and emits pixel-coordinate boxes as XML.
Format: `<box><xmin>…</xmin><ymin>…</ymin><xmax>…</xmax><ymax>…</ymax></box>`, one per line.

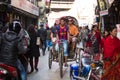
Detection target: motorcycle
<box><xmin>70</xmin><ymin>50</ymin><xmax>103</xmax><ymax>80</ymax></box>
<box><xmin>0</xmin><ymin>63</ymin><xmax>20</xmax><ymax>80</ymax></box>
<box><xmin>90</xmin><ymin>61</ymin><xmax>103</xmax><ymax>80</ymax></box>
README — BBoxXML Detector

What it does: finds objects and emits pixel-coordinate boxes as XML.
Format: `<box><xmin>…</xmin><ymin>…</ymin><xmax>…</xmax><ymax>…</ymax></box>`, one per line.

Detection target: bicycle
<box><xmin>57</xmin><ymin>40</ymin><xmax>64</xmax><ymax>78</ymax></box>
<box><xmin>48</xmin><ymin>39</ymin><xmax>56</xmax><ymax>69</ymax></box>
<box><xmin>48</xmin><ymin>39</ymin><xmax>78</xmax><ymax>78</ymax></box>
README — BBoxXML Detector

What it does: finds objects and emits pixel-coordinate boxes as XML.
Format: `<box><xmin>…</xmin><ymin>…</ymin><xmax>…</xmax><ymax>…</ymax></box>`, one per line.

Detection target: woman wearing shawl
<box><xmin>102</xmin><ymin>25</ymin><xmax>120</xmax><ymax>80</ymax></box>
<box><xmin>86</xmin><ymin>24</ymin><xmax>101</xmax><ymax>60</ymax></box>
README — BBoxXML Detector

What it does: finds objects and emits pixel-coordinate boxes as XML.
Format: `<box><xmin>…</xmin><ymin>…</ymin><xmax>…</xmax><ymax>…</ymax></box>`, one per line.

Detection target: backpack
<box><xmin>18</xmin><ymin>29</ymin><xmax>30</xmax><ymax>53</ymax></box>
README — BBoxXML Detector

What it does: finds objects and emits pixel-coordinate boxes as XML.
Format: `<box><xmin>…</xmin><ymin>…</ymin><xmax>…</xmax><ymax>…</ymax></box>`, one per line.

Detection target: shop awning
<box><xmin>12</xmin><ymin>6</ymin><xmax>38</xmax><ymax>19</ymax></box>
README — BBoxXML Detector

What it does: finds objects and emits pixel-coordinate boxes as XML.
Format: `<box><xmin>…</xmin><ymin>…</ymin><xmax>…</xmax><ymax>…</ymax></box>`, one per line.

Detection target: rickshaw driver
<box><xmin>55</xmin><ymin>17</ymin><xmax>70</xmax><ymax>67</ymax></box>
<box><xmin>68</xmin><ymin>18</ymin><xmax>79</xmax><ymax>52</ymax></box>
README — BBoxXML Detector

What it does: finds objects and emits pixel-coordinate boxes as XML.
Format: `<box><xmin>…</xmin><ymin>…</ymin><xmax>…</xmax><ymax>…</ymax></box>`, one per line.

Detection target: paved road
<box><xmin>27</xmin><ymin>49</ymin><xmax>75</xmax><ymax>80</ymax></box>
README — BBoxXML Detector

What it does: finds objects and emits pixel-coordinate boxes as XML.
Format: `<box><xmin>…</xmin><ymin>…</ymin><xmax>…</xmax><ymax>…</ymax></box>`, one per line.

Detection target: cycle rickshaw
<box><xmin>48</xmin><ymin>16</ymin><xmax>80</xmax><ymax>78</ymax></box>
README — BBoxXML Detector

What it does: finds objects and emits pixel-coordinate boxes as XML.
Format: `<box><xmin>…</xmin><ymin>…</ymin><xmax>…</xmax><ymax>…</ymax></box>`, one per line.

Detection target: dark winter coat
<box><xmin>0</xmin><ymin>31</ymin><xmax>26</xmax><ymax>67</ymax></box>
<box><xmin>0</xmin><ymin>31</ymin><xmax>2</xmax><ymax>50</ymax></box>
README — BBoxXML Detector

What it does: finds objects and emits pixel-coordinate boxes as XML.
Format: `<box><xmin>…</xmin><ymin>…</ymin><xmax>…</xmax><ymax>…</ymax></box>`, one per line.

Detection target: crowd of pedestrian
<box><xmin>0</xmin><ymin>19</ymin><xmax>50</xmax><ymax>80</ymax></box>
<box><xmin>0</xmin><ymin>16</ymin><xmax>120</xmax><ymax>80</ymax></box>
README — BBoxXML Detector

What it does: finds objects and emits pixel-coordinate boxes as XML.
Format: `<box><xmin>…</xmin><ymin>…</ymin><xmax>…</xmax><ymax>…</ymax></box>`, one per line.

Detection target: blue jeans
<box><xmin>41</xmin><ymin>40</ymin><xmax>46</xmax><ymax>54</ymax></box>
<box><xmin>46</xmin><ymin>40</ymin><xmax>52</xmax><ymax>48</ymax></box>
<box><xmin>17</xmin><ymin>59</ymin><xmax>27</xmax><ymax>80</ymax></box>
<box><xmin>55</xmin><ymin>39</ymin><xmax>68</xmax><ymax>56</ymax></box>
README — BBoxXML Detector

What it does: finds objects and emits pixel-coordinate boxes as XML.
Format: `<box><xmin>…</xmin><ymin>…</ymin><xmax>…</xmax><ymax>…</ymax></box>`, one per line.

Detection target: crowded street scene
<box><xmin>0</xmin><ymin>0</ymin><xmax>120</xmax><ymax>80</ymax></box>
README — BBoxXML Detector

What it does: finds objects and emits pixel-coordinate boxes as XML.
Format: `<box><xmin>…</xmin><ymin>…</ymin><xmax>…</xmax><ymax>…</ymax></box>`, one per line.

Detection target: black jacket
<box><xmin>38</xmin><ymin>27</ymin><xmax>47</xmax><ymax>41</ymax></box>
<box><xmin>0</xmin><ymin>31</ymin><xmax>2</xmax><ymax>50</ymax></box>
<box><xmin>27</xmin><ymin>31</ymin><xmax>40</xmax><ymax>57</ymax></box>
<box><xmin>0</xmin><ymin>31</ymin><xmax>25</xmax><ymax>67</ymax></box>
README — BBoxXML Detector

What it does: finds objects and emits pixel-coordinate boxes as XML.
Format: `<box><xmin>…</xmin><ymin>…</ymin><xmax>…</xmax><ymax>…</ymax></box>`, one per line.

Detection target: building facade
<box><xmin>0</xmin><ymin>0</ymin><xmax>39</xmax><ymax>28</ymax></box>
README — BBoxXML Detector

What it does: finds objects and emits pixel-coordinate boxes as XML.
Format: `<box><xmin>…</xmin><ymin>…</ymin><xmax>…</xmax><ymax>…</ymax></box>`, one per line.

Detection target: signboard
<box><xmin>97</xmin><ymin>0</ymin><xmax>115</xmax><ymax>16</ymax></box>
<box><xmin>97</xmin><ymin>0</ymin><xmax>110</xmax><ymax>16</ymax></box>
<box><xmin>100</xmin><ymin>10</ymin><xmax>108</xmax><ymax>16</ymax></box>
<box><xmin>11</xmin><ymin>0</ymin><xmax>39</xmax><ymax>16</ymax></box>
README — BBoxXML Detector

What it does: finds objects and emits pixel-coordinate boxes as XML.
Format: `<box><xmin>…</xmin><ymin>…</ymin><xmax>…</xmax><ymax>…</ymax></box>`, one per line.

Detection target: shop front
<box><xmin>97</xmin><ymin>0</ymin><xmax>120</xmax><ymax>31</ymax></box>
<box><xmin>0</xmin><ymin>0</ymin><xmax>39</xmax><ymax>29</ymax></box>
<box><xmin>97</xmin><ymin>0</ymin><xmax>111</xmax><ymax>31</ymax></box>
<box><xmin>11</xmin><ymin>0</ymin><xmax>39</xmax><ymax>28</ymax></box>
<box><xmin>0</xmin><ymin>1</ymin><xmax>11</xmax><ymax>26</ymax></box>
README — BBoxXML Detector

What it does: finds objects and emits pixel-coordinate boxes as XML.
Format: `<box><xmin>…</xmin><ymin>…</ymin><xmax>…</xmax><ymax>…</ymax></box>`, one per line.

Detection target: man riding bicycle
<box><xmin>55</xmin><ymin>17</ymin><xmax>70</xmax><ymax>67</ymax></box>
<box><xmin>51</xmin><ymin>20</ymin><xmax>59</xmax><ymax>55</ymax></box>
<box><xmin>68</xmin><ymin>18</ymin><xmax>79</xmax><ymax>52</ymax></box>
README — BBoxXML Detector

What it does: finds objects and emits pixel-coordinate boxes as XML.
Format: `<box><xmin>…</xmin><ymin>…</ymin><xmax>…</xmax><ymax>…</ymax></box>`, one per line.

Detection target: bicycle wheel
<box><xmin>48</xmin><ymin>50</ymin><xmax>52</xmax><ymax>69</ymax></box>
<box><xmin>59</xmin><ymin>49</ymin><xmax>63</xmax><ymax>78</ymax></box>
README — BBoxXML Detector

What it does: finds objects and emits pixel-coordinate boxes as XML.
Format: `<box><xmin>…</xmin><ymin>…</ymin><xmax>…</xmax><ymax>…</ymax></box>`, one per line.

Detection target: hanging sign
<box><xmin>97</xmin><ymin>0</ymin><xmax>110</xmax><ymax>16</ymax></box>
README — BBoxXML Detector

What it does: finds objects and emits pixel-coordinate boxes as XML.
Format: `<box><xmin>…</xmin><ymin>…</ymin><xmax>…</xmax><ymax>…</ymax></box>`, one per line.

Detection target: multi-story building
<box><xmin>0</xmin><ymin>0</ymin><xmax>39</xmax><ymax>28</ymax></box>
<box><xmin>37</xmin><ymin>0</ymin><xmax>75</xmax><ymax>27</ymax></box>
<box><xmin>46</xmin><ymin>0</ymin><xmax>75</xmax><ymax>27</ymax></box>
<box><xmin>48</xmin><ymin>0</ymin><xmax>97</xmax><ymax>27</ymax></box>
<box><xmin>50</xmin><ymin>0</ymin><xmax>74</xmax><ymax>12</ymax></box>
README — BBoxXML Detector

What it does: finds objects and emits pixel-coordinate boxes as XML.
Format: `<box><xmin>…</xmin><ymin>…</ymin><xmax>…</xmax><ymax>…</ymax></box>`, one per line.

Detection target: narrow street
<box><xmin>0</xmin><ymin>0</ymin><xmax>120</xmax><ymax>80</ymax></box>
<box><xmin>27</xmin><ymin>49</ymin><xmax>74</xmax><ymax>80</ymax></box>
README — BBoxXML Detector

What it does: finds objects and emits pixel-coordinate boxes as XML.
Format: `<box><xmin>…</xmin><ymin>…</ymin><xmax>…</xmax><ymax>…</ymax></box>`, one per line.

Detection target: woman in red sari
<box><xmin>102</xmin><ymin>26</ymin><xmax>120</xmax><ymax>80</ymax></box>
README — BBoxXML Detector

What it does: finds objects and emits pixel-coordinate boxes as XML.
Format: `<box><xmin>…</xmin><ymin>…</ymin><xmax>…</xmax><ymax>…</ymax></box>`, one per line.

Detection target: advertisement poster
<box><xmin>97</xmin><ymin>0</ymin><xmax>110</xmax><ymax>16</ymax></box>
<box><xmin>98</xmin><ymin>0</ymin><xmax>109</xmax><ymax>11</ymax></box>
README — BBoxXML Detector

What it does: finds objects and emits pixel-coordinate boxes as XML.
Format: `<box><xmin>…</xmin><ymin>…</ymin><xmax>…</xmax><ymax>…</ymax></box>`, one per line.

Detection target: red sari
<box><xmin>102</xmin><ymin>36</ymin><xmax>120</xmax><ymax>80</ymax></box>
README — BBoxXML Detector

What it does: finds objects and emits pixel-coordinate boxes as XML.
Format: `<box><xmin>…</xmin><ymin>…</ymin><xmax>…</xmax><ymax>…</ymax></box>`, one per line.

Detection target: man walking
<box><xmin>38</xmin><ymin>24</ymin><xmax>47</xmax><ymax>56</ymax></box>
